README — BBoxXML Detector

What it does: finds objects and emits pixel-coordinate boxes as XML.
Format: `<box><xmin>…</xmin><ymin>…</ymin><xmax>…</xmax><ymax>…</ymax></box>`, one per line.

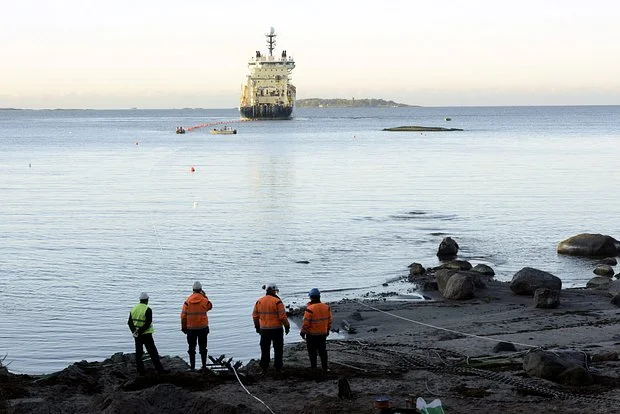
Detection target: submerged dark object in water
<box><xmin>383</xmin><ymin>125</ymin><xmax>463</xmax><ymax>132</ymax></box>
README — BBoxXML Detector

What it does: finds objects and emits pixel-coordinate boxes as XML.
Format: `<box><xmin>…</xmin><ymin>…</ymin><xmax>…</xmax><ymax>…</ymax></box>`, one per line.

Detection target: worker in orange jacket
<box><xmin>300</xmin><ymin>288</ymin><xmax>332</xmax><ymax>373</ymax></box>
<box><xmin>252</xmin><ymin>283</ymin><xmax>290</xmax><ymax>374</ymax></box>
<box><xmin>181</xmin><ymin>281</ymin><xmax>213</xmax><ymax>371</ymax></box>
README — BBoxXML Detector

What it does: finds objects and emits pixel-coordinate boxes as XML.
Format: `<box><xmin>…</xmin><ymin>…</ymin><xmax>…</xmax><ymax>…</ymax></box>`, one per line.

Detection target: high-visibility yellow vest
<box><xmin>130</xmin><ymin>303</ymin><xmax>154</xmax><ymax>334</ymax></box>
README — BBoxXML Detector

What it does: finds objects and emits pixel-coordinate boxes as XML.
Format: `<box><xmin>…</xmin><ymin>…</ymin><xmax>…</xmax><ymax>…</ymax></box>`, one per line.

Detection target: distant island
<box><xmin>296</xmin><ymin>98</ymin><xmax>415</xmax><ymax>108</ymax></box>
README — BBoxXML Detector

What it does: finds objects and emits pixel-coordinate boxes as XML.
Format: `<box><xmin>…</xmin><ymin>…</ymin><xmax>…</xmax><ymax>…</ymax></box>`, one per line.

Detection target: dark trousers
<box><xmin>306</xmin><ymin>334</ymin><xmax>328</xmax><ymax>370</ymax></box>
<box><xmin>187</xmin><ymin>327</ymin><xmax>209</xmax><ymax>355</ymax></box>
<box><xmin>134</xmin><ymin>333</ymin><xmax>164</xmax><ymax>374</ymax></box>
<box><xmin>259</xmin><ymin>327</ymin><xmax>284</xmax><ymax>371</ymax></box>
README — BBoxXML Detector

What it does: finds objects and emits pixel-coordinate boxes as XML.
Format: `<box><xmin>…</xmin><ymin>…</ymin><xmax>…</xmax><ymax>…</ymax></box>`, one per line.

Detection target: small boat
<box><xmin>175</xmin><ymin>127</ymin><xmax>186</xmax><ymax>134</ymax></box>
<box><xmin>210</xmin><ymin>126</ymin><xmax>237</xmax><ymax>135</ymax></box>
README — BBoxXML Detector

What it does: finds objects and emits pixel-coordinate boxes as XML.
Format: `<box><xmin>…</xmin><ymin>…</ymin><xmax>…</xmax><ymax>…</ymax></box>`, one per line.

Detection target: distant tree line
<box><xmin>296</xmin><ymin>98</ymin><xmax>415</xmax><ymax>108</ymax></box>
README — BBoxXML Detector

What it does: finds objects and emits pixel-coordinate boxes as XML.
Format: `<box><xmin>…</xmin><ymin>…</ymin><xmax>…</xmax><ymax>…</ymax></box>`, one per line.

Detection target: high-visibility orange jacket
<box><xmin>253</xmin><ymin>294</ymin><xmax>290</xmax><ymax>330</ymax></box>
<box><xmin>181</xmin><ymin>292</ymin><xmax>212</xmax><ymax>330</ymax></box>
<box><xmin>301</xmin><ymin>301</ymin><xmax>332</xmax><ymax>336</ymax></box>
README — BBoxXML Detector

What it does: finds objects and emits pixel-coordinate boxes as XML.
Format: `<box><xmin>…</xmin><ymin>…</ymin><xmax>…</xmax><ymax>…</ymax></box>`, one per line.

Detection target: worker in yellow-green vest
<box><xmin>127</xmin><ymin>292</ymin><xmax>167</xmax><ymax>375</ymax></box>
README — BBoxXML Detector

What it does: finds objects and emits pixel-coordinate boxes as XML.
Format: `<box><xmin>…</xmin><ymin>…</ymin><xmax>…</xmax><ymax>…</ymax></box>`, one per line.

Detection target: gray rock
<box><xmin>593</xmin><ymin>264</ymin><xmax>615</xmax><ymax>277</ymax></box>
<box><xmin>586</xmin><ymin>276</ymin><xmax>612</xmax><ymax>290</ymax></box>
<box><xmin>492</xmin><ymin>341</ymin><xmax>518</xmax><ymax>353</ymax></box>
<box><xmin>510</xmin><ymin>267</ymin><xmax>562</xmax><ymax>296</ymax></box>
<box><xmin>435</xmin><ymin>268</ymin><xmax>457</xmax><ymax>295</ymax></box>
<box><xmin>610</xmin><ymin>293</ymin><xmax>620</xmax><ymax>307</ymax></box>
<box><xmin>523</xmin><ymin>350</ymin><xmax>589</xmax><ymax>384</ymax></box>
<box><xmin>557</xmin><ymin>365</ymin><xmax>593</xmax><ymax>386</ymax></box>
<box><xmin>608</xmin><ymin>280</ymin><xmax>620</xmax><ymax>296</ymax></box>
<box><xmin>437</xmin><ymin>237</ymin><xmax>459</xmax><ymax>259</ymax></box>
<box><xmin>600</xmin><ymin>257</ymin><xmax>618</xmax><ymax>266</ymax></box>
<box><xmin>442</xmin><ymin>273</ymin><xmax>475</xmax><ymax>300</ymax></box>
<box><xmin>533</xmin><ymin>288</ymin><xmax>560</xmax><ymax>309</ymax></box>
<box><xmin>468</xmin><ymin>270</ymin><xmax>493</xmax><ymax>289</ymax></box>
<box><xmin>408</xmin><ymin>263</ymin><xmax>426</xmax><ymax>280</ymax></box>
<box><xmin>349</xmin><ymin>311</ymin><xmax>363</xmax><ymax>321</ymax></box>
<box><xmin>557</xmin><ymin>233</ymin><xmax>619</xmax><ymax>257</ymax></box>
<box><xmin>472</xmin><ymin>264</ymin><xmax>495</xmax><ymax>276</ymax></box>
<box><xmin>421</xmin><ymin>281</ymin><xmax>438</xmax><ymax>291</ymax></box>
<box><xmin>435</xmin><ymin>260</ymin><xmax>472</xmax><ymax>271</ymax></box>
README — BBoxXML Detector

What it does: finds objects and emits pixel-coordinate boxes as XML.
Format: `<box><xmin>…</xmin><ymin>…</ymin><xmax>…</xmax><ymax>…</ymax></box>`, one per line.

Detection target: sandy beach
<box><xmin>2</xmin><ymin>278</ymin><xmax>620</xmax><ymax>413</ymax></box>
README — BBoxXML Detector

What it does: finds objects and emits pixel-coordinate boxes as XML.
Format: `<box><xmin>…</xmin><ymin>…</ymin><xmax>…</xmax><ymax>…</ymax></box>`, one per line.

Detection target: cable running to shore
<box><xmin>230</xmin><ymin>364</ymin><xmax>276</xmax><ymax>414</ymax></box>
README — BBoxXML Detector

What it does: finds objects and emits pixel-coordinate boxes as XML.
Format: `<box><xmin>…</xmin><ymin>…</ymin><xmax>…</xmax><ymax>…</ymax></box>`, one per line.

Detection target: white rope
<box><xmin>230</xmin><ymin>364</ymin><xmax>276</xmax><ymax>414</ymax></box>
<box><xmin>466</xmin><ymin>350</ymin><xmax>530</xmax><ymax>361</ymax></box>
<box><xmin>329</xmin><ymin>360</ymin><xmax>368</xmax><ymax>372</ymax></box>
<box><xmin>354</xmin><ymin>300</ymin><xmax>540</xmax><ymax>349</ymax></box>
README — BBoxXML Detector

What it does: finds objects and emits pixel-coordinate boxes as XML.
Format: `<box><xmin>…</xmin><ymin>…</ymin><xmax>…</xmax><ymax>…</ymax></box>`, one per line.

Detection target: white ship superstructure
<box><xmin>240</xmin><ymin>28</ymin><xmax>296</xmax><ymax>120</ymax></box>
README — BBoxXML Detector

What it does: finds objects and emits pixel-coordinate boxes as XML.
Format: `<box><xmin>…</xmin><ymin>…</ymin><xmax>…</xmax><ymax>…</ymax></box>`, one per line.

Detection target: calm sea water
<box><xmin>1</xmin><ymin>106</ymin><xmax>619</xmax><ymax>374</ymax></box>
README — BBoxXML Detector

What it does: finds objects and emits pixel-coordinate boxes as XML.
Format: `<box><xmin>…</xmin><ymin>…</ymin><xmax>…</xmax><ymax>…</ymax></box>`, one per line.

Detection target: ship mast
<box><xmin>266</xmin><ymin>27</ymin><xmax>276</xmax><ymax>57</ymax></box>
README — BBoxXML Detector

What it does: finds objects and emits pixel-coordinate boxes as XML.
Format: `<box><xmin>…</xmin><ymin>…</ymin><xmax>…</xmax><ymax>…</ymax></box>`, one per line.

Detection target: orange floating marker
<box><xmin>190</xmin><ymin>166</ymin><xmax>196</xmax><ymax>173</ymax></box>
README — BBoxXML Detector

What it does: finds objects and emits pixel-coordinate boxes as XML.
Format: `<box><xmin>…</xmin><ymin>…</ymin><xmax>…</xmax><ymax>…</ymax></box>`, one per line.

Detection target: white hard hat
<box><xmin>265</xmin><ymin>282</ymin><xmax>279</xmax><ymax>292</ymax></box>
<box><xmin>139</xmin><ymin>292</ymin><xmax>149</xmax><ymax>300</ymax></box>
<box><xmin>193</xmin><ymin>281</ymin><xmax>202</xmax><ymax>290</ymax></box>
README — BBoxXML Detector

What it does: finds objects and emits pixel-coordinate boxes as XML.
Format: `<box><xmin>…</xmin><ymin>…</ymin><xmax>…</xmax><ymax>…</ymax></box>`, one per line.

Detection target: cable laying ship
<box><xmin>240</xmin><ymin>28</ymin><xmax>296</xmax><ymax>120</ymax></box>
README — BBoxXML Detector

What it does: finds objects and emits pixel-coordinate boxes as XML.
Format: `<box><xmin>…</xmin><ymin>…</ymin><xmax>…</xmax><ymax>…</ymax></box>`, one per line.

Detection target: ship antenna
<box><xmin>266</xmin><ymin>27</ymin><xmax>276</xmax><ymax>57</ymax></box>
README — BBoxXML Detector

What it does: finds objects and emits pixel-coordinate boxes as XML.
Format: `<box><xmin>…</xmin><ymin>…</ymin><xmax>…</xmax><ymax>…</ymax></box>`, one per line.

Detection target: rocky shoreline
<box><xmin>2</xmin><ymin>233</ymin><xmax>620</xmax><ymax>413</ymax></box>
<box><xmin>2</xmin><ymin>281</ymin><xmax>620</xmax><ymax>413</ymax></box>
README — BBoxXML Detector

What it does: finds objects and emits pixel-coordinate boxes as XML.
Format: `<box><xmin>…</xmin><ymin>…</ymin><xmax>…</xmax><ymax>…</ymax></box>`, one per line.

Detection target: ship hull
<box><xmin>240</xmin><ymin>104</ymin><xmax>293</xmax><ymax>120</ymax></box>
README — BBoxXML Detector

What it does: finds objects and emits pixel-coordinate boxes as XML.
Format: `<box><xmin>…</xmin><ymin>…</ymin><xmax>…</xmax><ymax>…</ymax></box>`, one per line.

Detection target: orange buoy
<box><xmin>190</xmin><ymin>166</ymin><xmax>195</xmax><ymax>173</ymax></box>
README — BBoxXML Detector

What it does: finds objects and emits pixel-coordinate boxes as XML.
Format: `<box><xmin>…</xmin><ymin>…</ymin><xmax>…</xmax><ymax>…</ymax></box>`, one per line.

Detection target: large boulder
<box><xmin>435</xmin><ymin>269</ymin><xmax>457</xmax><ymax>294</ymax></box>
<box><xmin>510</xmin><ymin>267</ymin><xmax>562</xmax><ymax>296</ymax></box>
<box><xmin>557</xmin><ymin>233</ymin><xmax>619</xmax><ymax>258</ymax></box>
<box><xmin>442</xmin><ymin>273</ymin><xmax>475</xmax><ymax>300</ymax></box>
<box><xmin>435</xmin><ymin>269</ymin><xmax>477</xmax><ymax>300</ymax></box>
<box><xmin>523</xmin><ymin>350</ymin><xmax>592</xmax><ymax>385</ymax></box>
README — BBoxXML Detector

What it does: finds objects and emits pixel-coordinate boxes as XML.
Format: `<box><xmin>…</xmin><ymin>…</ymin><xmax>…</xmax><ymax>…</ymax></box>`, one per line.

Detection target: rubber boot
<box><xmin>188</xmin><ymin>353</ymin><xmax>196</xmax><ymax>371</ymax></box>
<box><xmin>200</xmin><ymin>352</ymin><xmax>207</xmax><ymax>371</ymax></box>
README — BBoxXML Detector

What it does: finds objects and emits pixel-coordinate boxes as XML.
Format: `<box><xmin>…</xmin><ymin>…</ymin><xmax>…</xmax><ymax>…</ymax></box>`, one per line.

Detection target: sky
<box><xmin>2</xmin><ymin>0</ymin><xmax>619</xmax><ymax>109</ymax></box>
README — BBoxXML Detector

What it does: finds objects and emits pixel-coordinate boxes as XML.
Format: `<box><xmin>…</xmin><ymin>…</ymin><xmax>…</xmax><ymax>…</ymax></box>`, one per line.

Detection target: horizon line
<box><xmin>2</xmin><ymin>103</ymin><xmax>619</xmax><ymax>111</ymax></box>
